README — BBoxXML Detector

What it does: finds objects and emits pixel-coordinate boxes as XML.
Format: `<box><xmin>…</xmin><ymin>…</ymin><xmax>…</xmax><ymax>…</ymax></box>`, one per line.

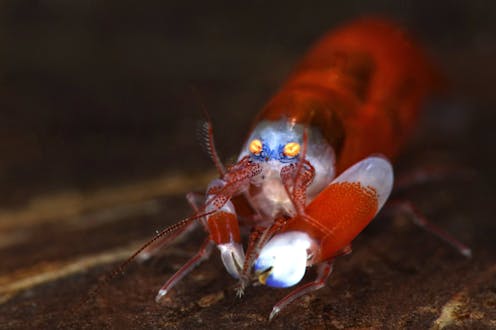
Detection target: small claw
<box><xmin>461</xmin><ymin>247</ymin><xmax>472</xmax><ymax>258</ymax></box>
<box><xmin>235</xmin><ymin>284</ymin><xmax>245</xmax><ymax>298</ymax></box>
<box><xmin>219</xmin><ymin>242</ymin><xmax>245</xmax><ymax>279</ymax></box>
<box><xmin>155</xmin><ymin>289</ymin><xmax>167</xmax><ymax>303</ymax></box>
<box><xmin>234</xmin><ymin>272</ymin><xmax>252</xmax><ymax>298</ymax></box>
<box><xmin>268</xmin><ymin>306</ymin><xmax>281</xmax><ymax>322</ymax></box>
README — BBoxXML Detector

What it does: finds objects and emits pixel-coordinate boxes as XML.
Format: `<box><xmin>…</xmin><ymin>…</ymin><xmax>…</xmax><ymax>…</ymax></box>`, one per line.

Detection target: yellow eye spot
<box><xmin>249</xmin><ymin>139</ymin><xmax>263</xmax><ymax>155</ymax></box>
<box><xmin>283</xmin><ymin>142</ymin><xmax>300</xmax><ymax>157</ymax></box>
<box><xmin>258</xmin><ymin>271</ymin><xmax>270</xmax><ymax>285</ymax></box>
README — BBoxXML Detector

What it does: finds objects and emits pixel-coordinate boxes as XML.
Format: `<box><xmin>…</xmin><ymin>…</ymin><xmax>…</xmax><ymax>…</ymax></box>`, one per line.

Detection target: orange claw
<box><xmin>300</xmin><ymin>181</ymin><xmax>379</xmax><ymax>262</ymax></box>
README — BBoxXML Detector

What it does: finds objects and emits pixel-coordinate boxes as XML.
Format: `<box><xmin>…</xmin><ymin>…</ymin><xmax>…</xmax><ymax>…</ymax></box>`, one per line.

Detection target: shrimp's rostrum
<box><xmin>137</xmin><ymin>18</ymin><xmax>469</xmax><ymax>319</ymax></box>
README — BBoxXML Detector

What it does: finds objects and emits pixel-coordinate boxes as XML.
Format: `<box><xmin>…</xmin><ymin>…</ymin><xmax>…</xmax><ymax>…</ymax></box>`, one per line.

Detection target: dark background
<box><xmin>1</xmin><ymin>1</ymin><xmax>495</xmax><ymax>329</ymax></box>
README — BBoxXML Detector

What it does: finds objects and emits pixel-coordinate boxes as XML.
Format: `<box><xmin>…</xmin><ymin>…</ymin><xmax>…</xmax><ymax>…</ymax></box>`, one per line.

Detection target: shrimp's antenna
<box><xmin>87</xmin><ymin>211</ymin><xmax>215</xmax><ymax>302</ymax></box>
<box><xmin>190</xmin><ymin>86</ymin><xmax>226</xmax><ymax>176</ymax></box>
<box><xmin>108</xmin><ymin>209</ymin><xmax>215</xmax><ymax>281</ymax></box>
<box><xmin>58</xmin><ymin>209</ymin><xmax>216</xmax><ymax>328</ymax></box>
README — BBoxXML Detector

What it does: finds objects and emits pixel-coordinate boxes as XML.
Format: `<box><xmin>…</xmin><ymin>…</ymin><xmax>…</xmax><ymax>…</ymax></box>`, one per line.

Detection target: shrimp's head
<box><xmin>237</xmin><ymin>119</ymin><xmax>336</xmax><ymax>218</ymax></box>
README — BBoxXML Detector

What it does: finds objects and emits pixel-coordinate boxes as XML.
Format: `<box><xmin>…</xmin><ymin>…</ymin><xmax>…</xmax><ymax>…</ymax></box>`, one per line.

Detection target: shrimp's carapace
<box><xmin>256</xmin><ymin>19</ymin><xmax>440</xmax><ymax>173</ymax></box>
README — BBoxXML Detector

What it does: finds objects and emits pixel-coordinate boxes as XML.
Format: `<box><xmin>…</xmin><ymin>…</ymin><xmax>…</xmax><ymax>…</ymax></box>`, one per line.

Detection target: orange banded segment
<box><xmin>207</xmin><ymin>211</ymin><xmax>241</xmax><ymax>244</ymax></box>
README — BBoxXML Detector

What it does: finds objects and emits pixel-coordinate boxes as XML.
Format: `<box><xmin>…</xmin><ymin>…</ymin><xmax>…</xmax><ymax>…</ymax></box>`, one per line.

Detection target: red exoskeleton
<box><xmin>128</xmin><ymin>18</ymin><xmax>471</xmax><ymax>320</ymax></box>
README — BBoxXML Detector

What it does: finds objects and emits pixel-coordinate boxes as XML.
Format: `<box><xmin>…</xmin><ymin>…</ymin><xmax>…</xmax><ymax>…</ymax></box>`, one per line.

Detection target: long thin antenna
<box><xmin>87</xmin><ymin>211</ymin><xmax>215</xmax><ymax>301</ymax></box>
<box><xmin>190</xmin><ymin>86</ymin><xmax>226</xmax><ymax>176</ymax></box>
<box><xmin>108</xmin><ymin>209</ymin><xmax>215</xmax><ymax>280</ymax></box>
<box><xmin>57</xmin><ymin>209</ymin><xmax>215</xmax><ymax>328</ymax></box>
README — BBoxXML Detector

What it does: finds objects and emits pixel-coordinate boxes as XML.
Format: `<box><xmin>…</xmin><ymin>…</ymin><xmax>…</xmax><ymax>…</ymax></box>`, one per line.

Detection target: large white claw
<box><xmin>334</xmin><ymin>155</ymin><xmax>394</xmax><ymax>210</ymax></box>
<box><xmin>253</xmin><ymin>231</ymin><xmax>314</xmax><ymax>288</ymax></box>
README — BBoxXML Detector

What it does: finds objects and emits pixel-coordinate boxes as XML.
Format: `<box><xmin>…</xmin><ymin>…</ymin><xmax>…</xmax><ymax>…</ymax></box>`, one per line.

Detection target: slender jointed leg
<box><xmin>186</xmin><ymin>191</ymin><xmax>205</xmax><ymax>212</ymax></box>
<box><xmin>335</xmin><ymin>244</ymin><xmax>352</xmax><ymax>257</ymax></box>
<box><xmin>236</xmin><ymin>218</ymin><xmax>287</xmax><ymax>296</ymax></box>
<box><xmin>269</xmin><ymin>260</ymin><xmax>334</xmax><ymax>321</ymax></box>
<box><xmin>156</xmin><ymin>238</ymin><xmax>214</xmax><ymax>302</ymax></box>
<box><xmin>234</xmin><ymin>225</ymin><xmax>266</xmax><ymax>296</ymax></box>
<box><xmin>138</xmin><ymin>192</ymin><xmax>204</xmax><ymax>261</ymax></box>
<box><xmin>387</xmin><ymin>200</ymin><xmax>472</xmax><ymax>258</ymax></box>
<box><xmin>394</xmin><ymin>165</ymin><xmax>475</xmax><ymax>192</ymax></box>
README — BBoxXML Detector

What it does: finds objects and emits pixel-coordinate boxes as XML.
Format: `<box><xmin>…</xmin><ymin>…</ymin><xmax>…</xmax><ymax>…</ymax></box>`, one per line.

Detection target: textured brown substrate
<box><xmin>1</xmin><ymin>1</ymin><xmax>495</xmax><ymax>329</ymax></box>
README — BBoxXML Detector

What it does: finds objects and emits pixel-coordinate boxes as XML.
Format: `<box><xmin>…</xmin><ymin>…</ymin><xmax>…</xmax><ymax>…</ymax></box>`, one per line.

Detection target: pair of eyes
<box><xmin>248</xmin><ymin>139</ymin><xmax>301</xmax><ymax>158</ymax></box>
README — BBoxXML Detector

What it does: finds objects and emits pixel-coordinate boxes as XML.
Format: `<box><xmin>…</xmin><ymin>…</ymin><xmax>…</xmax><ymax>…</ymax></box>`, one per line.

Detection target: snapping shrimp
<box><xmin>130</xmin><ymin>18</ymin><xmax>470</xmax><ymax>320</ymax></box>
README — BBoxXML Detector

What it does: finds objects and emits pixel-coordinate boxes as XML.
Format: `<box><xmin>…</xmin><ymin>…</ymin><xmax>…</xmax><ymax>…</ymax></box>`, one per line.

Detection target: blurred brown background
<box><xmin>0</xmin><ymin>1</ymin><xmax>495</xmax><ymax>329</ymax></box>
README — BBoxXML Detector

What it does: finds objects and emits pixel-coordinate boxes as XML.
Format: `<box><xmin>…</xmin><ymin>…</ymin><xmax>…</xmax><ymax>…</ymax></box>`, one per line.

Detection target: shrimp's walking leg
<box><xmin>156</xmin><ymin>238</ymin><xmax>214</xmax><ymax>302</ymax></box>
<box><xmin>269</xmin><ymin>260</ymin><xmax>334</xmax><ymax>321</ymax></box>
<box><xmin>394</xmin><ymin>165</ymin><xmax>474</xmax><ymax>192</ymax></box>
<box><xmin>237</xmin><ymin>218</ymin><xmax>288</xmax><ymax>296</ymax></box>
<box><xmin>138</xmin><ymin>192</ymin><xmax>204</xmax><ymax>261</ymax></box>
<box><xmin>387</xmin><ymin>200</ymin><xmax>472</xmax><ymax>258</ymax></box>
<box><xmin>238</xmin><ymin>225</ymin><xmax>267</xmax><ymax>287</ymax></box>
